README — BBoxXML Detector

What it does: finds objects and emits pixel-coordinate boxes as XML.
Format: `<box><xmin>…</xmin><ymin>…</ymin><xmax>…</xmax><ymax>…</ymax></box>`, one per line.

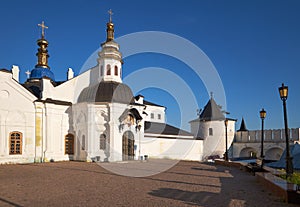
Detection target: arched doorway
<box><xmin>122</xmin><ymin>131</ymin><xmax>134</xmax><ymax>161</ymax></box>
<box><xmin>239</xmin><ymin>147</ymin><xmax>257</xmax><ymax>158</ymax></box>
<box><xmin>265</xmin><ymin>147</ymin><xmax>283</xmax><ymax>161</ymax></box>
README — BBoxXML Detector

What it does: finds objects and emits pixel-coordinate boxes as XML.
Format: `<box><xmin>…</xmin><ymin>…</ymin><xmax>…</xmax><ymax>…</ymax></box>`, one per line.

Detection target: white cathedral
<box><xmin>0</xmin><ymin>14</ymin><xmax>235</xmax><ymax>164</ymax></box>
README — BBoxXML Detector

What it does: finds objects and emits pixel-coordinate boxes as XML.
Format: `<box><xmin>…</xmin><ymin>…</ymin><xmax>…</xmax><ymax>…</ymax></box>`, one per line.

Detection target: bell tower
<box><xmin>98</xmin><ymin>9</ymin><xmax>123</xmax><ymax>83</ymax></box>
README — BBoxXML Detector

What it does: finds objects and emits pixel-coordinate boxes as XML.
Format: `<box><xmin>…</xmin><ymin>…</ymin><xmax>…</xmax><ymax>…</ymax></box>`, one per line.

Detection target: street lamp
<box><xmin>259</xmin><ymin>108</ymin><xmax>266</xmax><ymax>165</ymax></box>
<box><xmin>224</xmin><ymin>119</ymin><xmax>229</xmax><ymax>161</ymax></box>
<box><xmin>278</xmin><ymin>83</ymin><xmax>294</xmax><ymax>177</ymax></box>
<box><xmin>136</xmin><ymin>122</ymin><xmax>142</xmax><ymax>160</ymax></box>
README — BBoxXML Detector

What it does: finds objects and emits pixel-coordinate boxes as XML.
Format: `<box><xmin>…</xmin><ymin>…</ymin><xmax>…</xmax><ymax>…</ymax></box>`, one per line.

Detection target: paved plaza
<box><xmin>0</xmin><ymin>160</ymin><xmax>298</xmax><ymax>207</ymax></box>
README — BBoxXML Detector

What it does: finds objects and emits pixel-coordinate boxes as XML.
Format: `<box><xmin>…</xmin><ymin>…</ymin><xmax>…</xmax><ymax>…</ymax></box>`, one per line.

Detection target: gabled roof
<box><xmin>119</xmin><ymin>108</ymin><xmax>143</xmax><ymax>122</ymax></box>
<box><xmin>237</xmin><ymin>118</ymin><xmax>248</xmax><ymax>132</ymax></box>
<box><xmin>143</xmin><ymin>100</ymin><xmax>164</xmax><ymax>108</ymax></box>
<box><xmin>0</xmin><ymin>68</ymin><xmax>11</xmax><ymax>73</ymax></box>
<box><xmin>200</xmin><ymin>98</ymin><xmax>225</xmax><ymax>121</ymax></box>
<box><xmin>144</xmin><ymin>121</ymin><xmax>193</xmax><ymax>137</ymax></box>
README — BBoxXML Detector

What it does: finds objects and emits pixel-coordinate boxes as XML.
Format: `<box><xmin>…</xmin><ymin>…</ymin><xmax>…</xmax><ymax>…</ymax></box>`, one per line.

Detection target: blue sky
<box><xmin>0</xmin><ymin>0</ymin><xmax>299</xmax><ymax>130</ymax></box>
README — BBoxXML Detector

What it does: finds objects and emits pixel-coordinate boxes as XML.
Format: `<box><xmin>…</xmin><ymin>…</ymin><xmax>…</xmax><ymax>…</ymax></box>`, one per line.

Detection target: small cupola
<box><xmin>29</xmin><ymin>21</ymin><xmax>55</xmax><ymax>81</ymax></box>
<box><xmin>97</xmin><ymin>10</ymin><xmax>122</xmax><ymax>83</ymax></box>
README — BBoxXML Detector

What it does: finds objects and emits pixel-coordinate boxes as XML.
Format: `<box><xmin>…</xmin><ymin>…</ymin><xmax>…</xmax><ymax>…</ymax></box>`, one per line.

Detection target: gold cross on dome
<box><xmin>108</xmin><ymin>9</ymin><xmax>113</xmax><ymax>22</ymax></box>
<box><xmin>38</xmin><ymin>21</ymin><xmax>48</xmax><ymax>38</ymax></box>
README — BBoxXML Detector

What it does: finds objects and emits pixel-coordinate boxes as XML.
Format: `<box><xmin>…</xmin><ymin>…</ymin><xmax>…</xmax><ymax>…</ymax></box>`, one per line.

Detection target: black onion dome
<box><xmin>78</xmin><ymin>81</ymin><xmax>134</xmax><ymax>104</ymax></box>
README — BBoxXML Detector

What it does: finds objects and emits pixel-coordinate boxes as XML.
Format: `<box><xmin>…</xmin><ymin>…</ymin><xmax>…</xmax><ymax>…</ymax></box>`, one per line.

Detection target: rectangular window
<box><xmin>150</xmin><ymin>113</ymin><xmax>154</xmax><ymax>119</ymax></box>
<box><xmin>158</xmin><ymin>114</ymin><xmax>161</xmax><ymax>120</ymax></box>
<box><xmin>209</xmin><ymin>128</ymin><xmax>213</xmax><ymax>136</ymax></box>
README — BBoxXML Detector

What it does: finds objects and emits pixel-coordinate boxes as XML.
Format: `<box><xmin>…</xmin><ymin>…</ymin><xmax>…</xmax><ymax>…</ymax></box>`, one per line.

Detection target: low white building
<box><xmin>0</xmin><ymin>15</ymin><xmax>235</xmax><ymax>164</ymax></box>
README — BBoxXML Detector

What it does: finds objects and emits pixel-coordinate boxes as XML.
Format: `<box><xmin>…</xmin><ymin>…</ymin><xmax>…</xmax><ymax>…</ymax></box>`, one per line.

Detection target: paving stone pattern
<box><xmin>0</xmin><ymin>160</ymin><xmax>298</xmax><ymax>207</ymax></box>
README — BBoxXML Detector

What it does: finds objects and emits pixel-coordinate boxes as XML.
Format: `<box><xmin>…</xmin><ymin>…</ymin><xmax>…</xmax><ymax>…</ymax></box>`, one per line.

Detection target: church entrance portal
<box><xmin>122</xmin><ymin>131</ymin><xmax>134</xmax><ymax>161</ymax></box>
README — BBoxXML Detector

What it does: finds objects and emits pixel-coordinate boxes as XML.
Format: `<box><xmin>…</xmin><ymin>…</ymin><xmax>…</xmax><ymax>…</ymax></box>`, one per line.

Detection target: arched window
<box><xmin>106</xmin><ymin>64</ymin><xmax>111</xmax><ymax>75</ymax></box>
<box><xmin>81</xmin><ymin>135</ymin><xmax>85</xmax><ymax>150</ymax></box>
<box><xmin>9</xmin><ymin>131</ymin><xmax>22</xmax><ymax>155</ymax></box>
<box><xmin>100</xmin><ymin>134</ymin><xmax>106</xmax><ymax>150</ymax></box>
<box><xmin>65</xmin><ymin>134</ymin><xmax>74</xmax><ymax>155</ymax></box>
<box><xmin>100</xmin><ymin>65</ymin><xmax>104</xmax><ymax>76</ymax></box>
<box><xmin>114</xmin><ymin>65</ymin><xmax>118</xmax><ymax>76</ymax></box>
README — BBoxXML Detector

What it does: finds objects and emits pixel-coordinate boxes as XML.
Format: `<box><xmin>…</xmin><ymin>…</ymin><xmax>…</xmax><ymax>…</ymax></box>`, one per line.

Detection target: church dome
<box><xmin>78</xmin><ymin>81</ymin><xmax>134</xmax><ymax>104</ymax></box>
<box><xmin>29</xmin><ymin>66</ymin><xmax>55</xmax><ymax>81</ymax></box>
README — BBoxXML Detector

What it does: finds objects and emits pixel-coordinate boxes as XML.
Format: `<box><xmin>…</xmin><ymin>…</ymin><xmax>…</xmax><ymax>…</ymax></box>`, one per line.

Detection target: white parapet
<box><xmin>11</xmin><ymin>65</ymin><xmax>20</xmax><ymax>82</ymax></box>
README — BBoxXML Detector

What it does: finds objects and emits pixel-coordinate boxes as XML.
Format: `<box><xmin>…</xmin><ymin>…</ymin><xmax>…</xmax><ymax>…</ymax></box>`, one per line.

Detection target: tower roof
<box><xmin>237</xmin><ymin>118</ymin><xmax>248</xmax><ymax>131</ymax></box>
<box><xmin>77</xmin><ymin>81</ymin><xmax>134</xmax><ymax>104</ymax></box>
<box><xmin>200</xmin><ymin>98</ymin><xmax>225</xmax><ymax>121</ymax></box>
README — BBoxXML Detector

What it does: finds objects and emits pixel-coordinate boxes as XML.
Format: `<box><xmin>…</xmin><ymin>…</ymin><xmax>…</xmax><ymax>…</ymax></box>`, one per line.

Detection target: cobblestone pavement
<box><xmin>0</xmin><ymin>160</ymin><xmax>299</xmax><ymax>207</ymax></box>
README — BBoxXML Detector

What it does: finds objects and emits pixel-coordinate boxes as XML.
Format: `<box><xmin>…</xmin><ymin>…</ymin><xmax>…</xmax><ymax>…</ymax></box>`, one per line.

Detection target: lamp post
<box><xmin>259</xmin><ymin>109</ymin><xmax>267</xmax><ymax>157</ymax></box>
<box><xmin>260</xmin><ymin>108</ymin><xmax>266</xmax><ymax>166</ymax></box>
<box><xmin>136</xmin><ymin>122</ymin><xmax>142</xmax><ymax>160</ymax></box>
<box><xmin>278</xmin><ymin>83</ymin><xmax>293</xmax><ymax>177</ymax></box>
<box><xmin>224</xmin><ymin>119</ymin><xmax>229</xmax><ymax>161</ymax></box>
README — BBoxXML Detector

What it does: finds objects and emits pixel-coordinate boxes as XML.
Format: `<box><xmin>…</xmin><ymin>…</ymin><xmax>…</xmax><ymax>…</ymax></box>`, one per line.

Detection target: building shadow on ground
<box><xmin>148</xmin><ymin>164</ymin><xmax>249</xmax><ymax>206</ymax></box>
<box><xmin>149</xmin><ymin>188</ymin><xmax>224</xmax><ymax>206</ymax></box>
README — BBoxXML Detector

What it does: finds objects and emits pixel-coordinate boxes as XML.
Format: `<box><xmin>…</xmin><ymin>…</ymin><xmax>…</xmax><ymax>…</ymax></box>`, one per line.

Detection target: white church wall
<box><xmin>41</xmin><ymin>79</ymin><xmax>53</xmax><ymax>100</ymax></box>
<box><xmin>72</xmin><ymin>103</ymin><xmax>112</xmax><ymax>162</ymax></box>
<box><xmin>72</xmin><ymin>103</ymin><xmax>89</xmax><ymax>161</ymax></box>
<box><xmin>88</xmin><ymin>105</ymin><xmax>98</xmax><ymax>159</ymax></box>
<box><xmin>141</xmin><ymin>136</ymin><xmax>203</xmax><ymax>161</ymax></box>
<box><xmin>0</xmin><ymin>72</ymin><xmax>36</xmax><ymax>164</ymax></box>
<box><xmin>41</xmin><ymin>66</ymin><xmax>99</xmax><ymax>103</ymax></box>
<box><xmin>42</xmin><ymin>103</ymin><xmax>72</xmax><ymax>162</ymax></box>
